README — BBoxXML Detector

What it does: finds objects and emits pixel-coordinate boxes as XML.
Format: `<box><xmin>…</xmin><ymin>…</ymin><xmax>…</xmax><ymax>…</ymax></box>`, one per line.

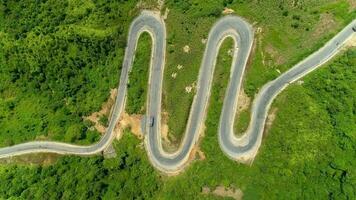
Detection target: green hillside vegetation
<box><xmin>126</xmin><ymin>32</ymin><xmax>151</xmax><ymax>114</ymax></box>
<box><xmin>0</xmin><ymin>46</ymin><xmax>354</xmax><ymax>200</ymax></box>
<box><xmin>0</xmin><ymin>0</ymin><xmax>157</xmax><ymax>146</ymax></box>
<box><xmin>160</xmin><ymin>0</ymin><xmax>355</xmax><ymax>141</ymax></box>
<box><xmin>156</xmin><ymin>48</ymin><xmax>355</xmax><ymax>199</ymax></box>
<box><xmin>0</xmin><ymin>132</ymin><xmax>162</xmax><ymax>199</ymax></box>
<box><xmin>0</xmin><ymin>0</ymin><xmax>354</xmax><ymax>146</ymax></box>
<box><xmin>0</xmin><ymin>0</ymin><xmax>355</xmax><ymax>199</ymax></box>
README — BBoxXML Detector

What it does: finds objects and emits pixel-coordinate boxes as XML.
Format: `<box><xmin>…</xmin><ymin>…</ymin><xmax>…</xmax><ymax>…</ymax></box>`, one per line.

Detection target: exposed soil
<box><xmin>345</xmin><ymin>35</ymin><xmax>356</xmax><ymax>48</ymax></box>
<box><xmin>227</xmin><ymin>48</ymin><xmax>234</xmax><ymax>57</ymax></box>
<box><xmin>161</xmin><ymin>111</ymin><xmax>179</xmax><ymax>152</ymax></box>
<box><xmin>188</xmin><ymin>122</ymin><xmax>207</xmax><ymax>162</ymax></box>
<box><xmin>114</xmin><ymin>122</ymin><xmax>123</xmax><ymax>140</ymax></box>
<box><xmin>189</xmin><ymin>145</ymin><xmax>206</xmax><ymax>161</ymax></box>
<box><xmin>264</xmin><ymin>107</ymin><xmax>278</xmax><ymax>137</ymax></box>
<box><xmin>83</xmin><ymin>89</ymin><xmax>145</xmax><ymax>140</ymax></box>
<box><xmin>311</xmin><ymin>13</ymin><xmax>338</xmax><ymax>42</ymax></box>
<box><xmin>222</xmin><ymin>8</ymin><xmax>235</xmax><ymax>15</ymax></box>
<box><xmin>0</xmin><ymin>153</ymin><xmax>59</xmax><ymax>166</ymax></box>
<box><xmin>202</xmin><ymin>186</ymin><xmax>243</xmax><ymax>200</ymax></box>
<box><xmin>297</xmin><ymin>80</ymin><xmax>304</xmax><ymax>85</ymax></box>
<box><xmin>183</xmin><ymin>45</ymin><xmax>190</xmax><ymax>53</ymax></box>
<box><xmin>84</xmin><ymin>89</ymin><xmax>117</xmax><ymax>134</ymax></box>
<box><xmin>185</xmin><ymin>86</ymin><xmax>192</xmax><ymax>93</ymax></box>
<box><xmin>157</xmin><ymin>0</ymin><xmax>164</xmax><ymax>10</ymax></box>
<box><xmin>256</xmin><ymin>27</ymin><xmax>265</xmax><ymax>66</ymax></box>
<box><xmin>163</xmin><ymin>7</ymin><xmax>169</xmax><ymax>20</ymax></box>
<box><xmin>347</xmin><ymin>0</ymin><xmax>356</xmax><ymax>10</ymax></box>
<box><xmin>161</xmin><ymin>111</ymin><xmax>170</xmax><ymax>142</ymax></box>
<box><xmin>265</xmin><ymin>43</ymin><xmax>286</xmax><ymax>65</ymax></box>
<box><xmin>171</xmin><ymin>72</ymin><xmax>177</xmax><ymax>79</ymax></box>
<box><xmin>118</xmin><ymin>112</ymin><xmax>143</xmax><ymax>139</ymax></box>
<box><xmin>237</xmin><ymin>88</ymin><xmax>251</xmax><ymax>114</ymax></box>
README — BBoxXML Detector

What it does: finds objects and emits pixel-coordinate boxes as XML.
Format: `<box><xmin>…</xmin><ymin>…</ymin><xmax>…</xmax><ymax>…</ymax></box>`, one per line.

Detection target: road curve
<box><xmin>0</xmin><ymin>11</ymin><xmax>354</xmax><ymax>174</ymax></box>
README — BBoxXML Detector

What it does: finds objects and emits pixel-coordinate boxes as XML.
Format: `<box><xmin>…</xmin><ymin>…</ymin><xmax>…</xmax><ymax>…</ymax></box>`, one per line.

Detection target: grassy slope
<box><xmin>161</xmin><ymin>0</ymin><xmax>355</xmax><ymax>141</ymax></box>
<box><xmin>157</xmin><ymin>48</ymin><xmax>356</xmax><ymax>199</ymax></box>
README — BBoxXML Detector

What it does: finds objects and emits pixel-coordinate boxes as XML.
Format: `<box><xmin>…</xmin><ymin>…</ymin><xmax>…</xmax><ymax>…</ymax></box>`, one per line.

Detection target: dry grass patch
<box><xmin>202</xmin><ymin>186</ymin><xmax>243</xmax><ymax>200</ymax></box>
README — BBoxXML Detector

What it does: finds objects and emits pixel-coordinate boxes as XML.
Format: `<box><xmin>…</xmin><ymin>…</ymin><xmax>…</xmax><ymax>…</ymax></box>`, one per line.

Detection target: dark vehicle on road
<box><xmin>353</xmin><ymin>26</ymin><xmax>356</xmax><ymax>32</ymax></box>
<box><xmin>148</xmin><ymin>117</ymin><xmax>155</xmax><ymax>127</ymax></box>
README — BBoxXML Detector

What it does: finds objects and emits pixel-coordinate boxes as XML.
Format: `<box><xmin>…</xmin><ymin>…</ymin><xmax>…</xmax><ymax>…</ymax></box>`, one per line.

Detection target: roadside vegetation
<box><xmin>161</xmin><ymin>0</ymin><xmax>355</xmax><ymax>141</ymax></box>
<box><xmin>0</xmin><ymin>0</ymin><xmax>355</xmax><ymax>199</ymax></box>
<box><xmin>126</xmin><ymin>32</ymin><xmax>151</xmax><ymax>114</ymax></box>
<box><xmin>156</xmin><ymin>48</ymin><xmax>355</xmax><ymax>199</ymax></box>
<box><xmin>0</xmin><ymin>0</ymin><xmax>158</xmax><ymax>146</ymax></box>
<box><xmin>0</xmin><ymin>45</ymin><xmax>354</xmax><ymax>200</ymax></box>
<box><xmin>0</xmin><ymin>132</ymin><xmax>162</xmax><ymax>199</ymax></box>
<box><xmin>0</xmin><ymin>0</ymin><xmax>354</xmax><ymax>145</ymax></box>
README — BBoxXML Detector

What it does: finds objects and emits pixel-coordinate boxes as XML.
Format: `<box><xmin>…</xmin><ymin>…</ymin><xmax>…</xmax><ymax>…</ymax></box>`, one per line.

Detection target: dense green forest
<box><xmin>0</xmin><ymin>133</ymin><xmax>162</xmax><ymax>199</ymax></box>
<box><xmin>0</xmin><ymin>0</ymin><xmax>157</xmax><ymax>146</ymax></box>
<box><xmin>0</xmin><ymin>0</ymin><xmax>355</xmax><ymax>199</ymax></box>
<box><xmin>0</xmin><ymin>47</ymin><xmax>354</xmax><ymax>200</ymax></box>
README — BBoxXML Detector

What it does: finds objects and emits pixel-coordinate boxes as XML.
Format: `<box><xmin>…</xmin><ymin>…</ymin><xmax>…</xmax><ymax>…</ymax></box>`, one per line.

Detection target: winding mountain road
<box><xmin>0</xmin><ymin>11</ymin><xmax>354</xmax><ymax>173</ymax></box>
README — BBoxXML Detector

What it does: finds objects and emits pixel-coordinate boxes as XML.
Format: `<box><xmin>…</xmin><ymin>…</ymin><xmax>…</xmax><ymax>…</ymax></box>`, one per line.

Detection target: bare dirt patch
<box><xmin>310</xmin><ymin>13</ymin><xmax>338</xmax><ymax>42</ymax></box>
<box><xmin>347</xmin><ymin>0</ymin><xmax>356</xmax><ymax>10</ymax></box>
<box><xmin>157</xmin><ymin>0</ymin><xmax>164</xmax><ymax>10</ymax></box>
<box><xmin>185</xmin><ymin>86</ymin><xmax>192</xmax><ymax>93</ymax></box>
<box><xmin>344</xmin><ymin>35</ymin><xmax>356</xmax><ymax>48</ymax></box>
<box><xmin>161</xmin><ymin>111</ymin><xmax>179</xmax><ymax>152</ymax></box>
<box><xmin>222</xmin><ymin>7</ymin><xmax>235</xmax><ymax>15</ymax></box>
<box><xmin>265</xmin><ymin>43</ymin><xmax>286</xmax><ymax>65</ymax></box>
<box><xmin>237</xmin><ymin>89</ymin><xmax>251</xmax><ymax>114</ymax></box>
<box><xmin>228</xmin><ymin>48</ymin><xmax>234</xmax><ymax>57</ymax></box>
<box><xmin>83</xmin><ymin>88</ymin><xmax>145</xmax><ymax>140</ymax></box>
<box><xmin>84</xmin><ymin>89</ymin><xmax>117</xmax><ymax>134</ymax></box>
<box><xmin>183</xmin><ymin>45</ymin><xmax>190</xmax><ymax>53</ymax></box>
<box><xmin>185</xmin><ymin>81</ymin><xmax>197</xmax><ymax>94</ymax></box>
<box><xmin>118</xmin><ymin>112</ymin><xmax>143</xmax><ymax>139</ymax></box>
<box><xmin>264</xmin><ymin>107</ymin><xmax>278</xmax><ymax>137</ymax></box>
<box><xmin>202</xmin><ymin>186</ymin><xmax>243</xmax><ymax>200</ymax></box>
<box><xmin>255</xmin><ymin>27</ymin><xmax>266</xmax><ymax>66</ymax></box>
<box><xmin>136</xmin><ymin>0</ymin><xmax>158</xmax><ymax>10</ymax></box>
<box><xmin>188</xmin><ymin>123</ymin><xmax>207</xmax><ymax>162</ymax></box>
<box><xmin>163</xmin><ymin>7</ymin><xmax>169</xmax><ymax>20</ymax></box>
<box><xmin>171</xmin><ymin>72</ymin><xmax>177</xmax><ymax>79</ymax></box>
<box><xmin>0</xmin><ymin>153</ymin><xmax>59</xmax><ymax>166</ymax></box>
<box><xmin>114</xmin><ymin>123</ymin><xmax>123</xmax><ymax>140</ymax></box>
<box><xmin>161</xmin><ymin>111</ymin><xmax>170</xmax><ymax>142</ymax></box>
<box><xmin>297</xmin><ymin>80</ymin><xmax>304</xmax><ymax>85</ymax></box>
<box><xmin>189</xmin><ymin>145</ymin><xmax>206</xmax><ymax>161</ymax></box>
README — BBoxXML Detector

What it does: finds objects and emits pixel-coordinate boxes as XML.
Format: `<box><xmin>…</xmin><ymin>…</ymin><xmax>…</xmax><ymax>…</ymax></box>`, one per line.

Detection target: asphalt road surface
<box><xmin>0</xmin><ymin>11</ymin><xmax>354</xmax><ymax>174</ymax></box>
